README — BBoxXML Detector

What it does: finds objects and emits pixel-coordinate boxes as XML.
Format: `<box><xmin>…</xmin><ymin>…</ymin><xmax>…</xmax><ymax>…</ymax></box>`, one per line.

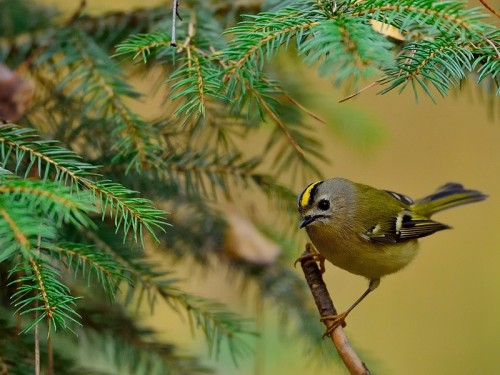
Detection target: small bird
<box><xmin>297</xmin><ymin>178</ymin><xmax>487</xmax><ymax>332</ymax></box>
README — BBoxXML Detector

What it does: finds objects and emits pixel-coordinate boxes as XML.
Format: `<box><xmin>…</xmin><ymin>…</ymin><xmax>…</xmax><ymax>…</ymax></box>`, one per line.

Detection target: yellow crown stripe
<box><xmin>300</xmin><ymin>181</ymin><xmax>322</xmax><ymax>208</ymax></box>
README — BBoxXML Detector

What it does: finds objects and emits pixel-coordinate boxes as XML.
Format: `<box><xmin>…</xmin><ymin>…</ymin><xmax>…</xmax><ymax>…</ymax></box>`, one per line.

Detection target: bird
<box><xmin>297</xmin><ymin>177</ymin><xmax>487</xmax><ymax>333</ymax></box>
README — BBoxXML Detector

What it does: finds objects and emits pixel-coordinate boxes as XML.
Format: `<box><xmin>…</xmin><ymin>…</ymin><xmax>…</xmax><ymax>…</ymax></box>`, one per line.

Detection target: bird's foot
<box><xmin>294</xmin><ymin>251</ymin><xmax>326</xmax><ymax>273</ymax></box>
<box><xmin>320</xmin><ymin>312</ymin><xmax>348</xmax><ymax>337</ymax></box>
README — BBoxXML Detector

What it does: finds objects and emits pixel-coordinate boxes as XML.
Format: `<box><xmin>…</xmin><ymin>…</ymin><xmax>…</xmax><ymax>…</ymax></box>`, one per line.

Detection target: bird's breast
<box><xmin>306</xmin><ymin>223</ymin><xmax>419</xmax><ymax>279</ymax></box>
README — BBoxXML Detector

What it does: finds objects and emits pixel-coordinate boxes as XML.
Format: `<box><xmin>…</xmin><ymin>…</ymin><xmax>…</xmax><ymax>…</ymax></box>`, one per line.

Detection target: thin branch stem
<box><xmin>262</xmin><ymin>77</ymin><xmax>326</xmax><ymax>124</ymax></box>
<box><xmin>482</xmin><ymin>35</ymin><xmax>500</xmax><ymax>58</ymax></box>
<box><xmin>34</xmin><ymin>299</ymin><xmax>40</xmax><ymax>375</ymax></box>
<box><xmin>339</xmin><ymin>80</ymin><xmax>382</xmax><ymax>103</ymax></box>
<box><xmin>171</xmin><ymin>0</ymin><xmax>181</xmax><ymax>47</ymax></box>
<box><xmin>478</xmin><ymin>0</ymin><xmax>500</xmax><ymax>20</ymax></box>
<box><xmin>47</xmin><ymin>334</ymin><xmax>54</xmax><ymax>375</ymax></box>
<box><xmin>254</xmin><ymin>296</ymin><xmax>265</xmax><ymax>375</ymax></box>
<box><xmin>248</xmin><ymin>84</ymin><xmax>305</xmax><ymax>157</ymax></box>
<box><xmin>65</xmin><ymin>0</ymin><xmax>87</xmax><ymax>26</ymax></box>
<box><xmin>35</xmin><ymin>235</ymin><xmax>42</xmax><ymax>375</ymax></box>
<box><xmin>299</xmin><ymin>244</ymin><xmax>371</xmax><ymax>375</ymax></box>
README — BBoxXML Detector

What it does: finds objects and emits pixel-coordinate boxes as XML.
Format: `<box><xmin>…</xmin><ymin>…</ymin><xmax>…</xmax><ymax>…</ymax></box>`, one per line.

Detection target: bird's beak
<box><xmin>299</xmin><ymin>215</ymin><xmax>316</xmax><ymax>229</ymax></box>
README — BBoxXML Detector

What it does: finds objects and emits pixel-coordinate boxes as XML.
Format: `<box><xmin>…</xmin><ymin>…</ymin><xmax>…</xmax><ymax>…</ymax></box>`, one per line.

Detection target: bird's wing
<box><xmin>361</xmin><ymin>211</ymin><xmax>450</xmax><ymax>244</ymax></box>
<box><xmin>383</xmin><ymin>190</ymin><xmax>414</xmax><ymax>205</ymax></box>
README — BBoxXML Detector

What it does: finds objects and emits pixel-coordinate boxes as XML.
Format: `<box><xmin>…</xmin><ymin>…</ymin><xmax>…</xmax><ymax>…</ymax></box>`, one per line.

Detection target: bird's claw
<box><xmin>293</xmin><ymin>252</ymin><xmax>326</xmax><ymax>273</ymax></box>
<box><xmin>320</xmin><ymin>312</ymin><xmax>348</xmax><ymax>337</ymax></box>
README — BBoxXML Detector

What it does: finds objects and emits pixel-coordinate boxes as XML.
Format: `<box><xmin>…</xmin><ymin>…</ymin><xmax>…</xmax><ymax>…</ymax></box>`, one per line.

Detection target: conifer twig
<box><xmin>34</xmin><ymin>298</ymin><xmax>40</xmax><ymax>375</ymax></box>
<box><xmin>65</xmin><ymin>0</ymin><xmax>87</xmax><ymax>26</ymax></box>
<box><xmin>171</xmin><ymin>0</ymin><xmax>182</xmax><ymax>47</ymax></box>
<box><xmin>478</xmin><ymin>0</ymin><xmax>500</xmax><ymax>20</ymax></box>
<box><xmin>339</xmin><ymin>80</ymin><xmax>381</xmax><ymax>103</ymax></box>
<box><xmin>47</xmin><ymin>335</ymin><xmax>54</xmax><ymax>375</ymax></box>
<box><xmin>299</xmin><ymin>243</ymin><xmax>371</xmax><ymax>375</ymax></box>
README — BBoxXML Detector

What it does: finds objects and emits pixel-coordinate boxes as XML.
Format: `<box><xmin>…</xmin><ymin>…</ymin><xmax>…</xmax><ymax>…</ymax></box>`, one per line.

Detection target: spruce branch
<box><xmin>0</xmin><ymin>197</ymin><xmax>58</xmax><ymax>262</ymax></box>
<box><xmin>116</xmin><ymin>4</ymin><xmax>327</xmax><ymax>176</ymax></box>
<box><xmin>162</xmin><ymin>148</ymin><xmax>260</xmax><ymax>198</ymax></box>
<box><xmin>169</xmin><ymin>56</ymin><xmax>226</xmax><ymax>120</ymax></box>
<box><xmin>78</xmin><ymin>225</ymin><xmax>255</xmax><ymax>362</ymax></box>
<box><xmin>352</xmin><ymin>0</ymin><xmax>493</xmax><ymax>38</ymax></box>
<box><xmin>299</xmin><ymin>17</ymin><xmax>394</xmax><ymax>86</ymax></box>
<box><xmin>34</xmin><ymin>299</ymin><xmax>40</xmax><ymax>375</ymax></box>
<box><xmin>131</xmin><ymin>269</ymin><xmax>255</xmax><ymax>362</ymax></box>
<box><xmin>379</xmin><ymin>37</ymin><xmax>474</xmax><ymax>100</ymax></box>
<box><xmin>48</xmin><ymin>243</ymin><xmax>130</xmax><ymax>299</ymax></box>
<box><xmin>47</xmin><ymin>29</ymin><xmax>162</xmax><ymax>173</ymax></box>
<box><xmin>0</xmin><ymin>5</ymin><xmax>170</xmax><ymax>63</ymax></box>
<box><xmin>114</xmin><ymin>32</ymin><xmax>175</xmax><ymax>63</ymax></box>
<box><xmin>0</xmin><ymin>124</ymin><xmax>169</xmax><ymax>243</ymax></box>
<box><xmin>0</xmin><ymin>177</ymin><xmax>96</xmax><ymax>228</ymax></box>
<box><xmin>348</xmin><ymin>0</ymin><xmax>499</xmax><ymax>97</ymax></box>
<box><xmin>71</xmin><ymin>330</ymin><xmax>214</xmax><ymax>375</ymax></box>
<box><xmin>91</xmin><ymin>180</ymin><xmax>168</xmax><ymax>243</ymax></box>
<box><xmin>9</xmin><ymin>258</ymin><xmax>81</xmax><ymax>334</ymax></box>
<box><xmin>128</xmin><ymin>267</ymin><xmax>255</xmax><ymax>362</ymax></box>
<box><xmin>223</xmin><ymin>16</ymin><xmax>318</xmax><ymax>74</ymax></box>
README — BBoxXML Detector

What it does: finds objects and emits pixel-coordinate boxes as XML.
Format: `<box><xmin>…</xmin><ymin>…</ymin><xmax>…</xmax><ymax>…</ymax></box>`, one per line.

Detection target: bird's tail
<box><xmin>413</xmin><ymin>183</ymin><xmax>487</xmax><ymax>217</ymax></box>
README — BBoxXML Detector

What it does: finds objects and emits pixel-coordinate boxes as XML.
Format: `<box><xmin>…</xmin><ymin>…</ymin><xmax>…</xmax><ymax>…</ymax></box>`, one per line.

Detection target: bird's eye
<box><xmin>318</xmin><ymin>199</ymin><xmax>330</xmax><ymax>210</ymax></box>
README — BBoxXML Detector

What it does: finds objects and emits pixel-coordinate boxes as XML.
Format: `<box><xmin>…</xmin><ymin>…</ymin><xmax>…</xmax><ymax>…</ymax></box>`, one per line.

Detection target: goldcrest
<box><xmin>298</xmin><ymin>177</ymin><xmax>487</xmax><ymax>331</ymax></box>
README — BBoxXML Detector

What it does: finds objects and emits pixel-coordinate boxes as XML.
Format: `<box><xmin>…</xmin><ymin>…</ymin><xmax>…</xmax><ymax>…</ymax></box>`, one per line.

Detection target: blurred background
<box><xmin>9</xmin><ymin>0</ymin><xmax>500</xmax><ymax>374</ymax></box>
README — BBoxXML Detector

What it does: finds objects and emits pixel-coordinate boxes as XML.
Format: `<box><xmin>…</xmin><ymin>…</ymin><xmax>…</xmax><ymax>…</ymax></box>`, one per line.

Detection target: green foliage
<box><xmin>0</xmin><ymin>124</ymin><xmax>168</xmax><ymax>242</ymax></box>
<box><xmin>380</xmin><ymin>37</ymin><xmax>475</xmax><ymax>100</ymax></box>
<box><xmin>0</xmin><ymin>0</ymin><xmax>498</xmax><ymax>374</ymax></box>
<box><xmin>300</xmin><ymin>17</ymin><xmax>395</xmax><ymax>85</ymax></box>
<box><xmin>0</xmin><ymin>307</ymin><xmax>80</xmax><ymax>374</ymax></box>
<box><xmin>9</xmin><ymin>258</ymin><xmax>82</xmax><ymax>334</ymax></box>
<box><xmin>118</xmin><ymin>0</ymin><xmax>498</xmax><ymax>103</ymax></box>
<box><xmin>0</xmin><ymin>0</ymin><xmax>58</xmax><ymax>37</ymax></box>
<box><xmin>49</xmin><ymin>242</ymin><xmax>130</xmax><ymax>299</ymax></box>
<box><xmin>67</xmin><ymin>330</ymin><xmax>215</xmax><ymax>375</ymax></box>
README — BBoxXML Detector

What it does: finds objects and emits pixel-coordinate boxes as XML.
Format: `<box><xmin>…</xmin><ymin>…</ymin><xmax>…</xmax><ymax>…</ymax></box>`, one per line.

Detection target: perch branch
<box><xmin>299</xmin><ymin>243</ymin><xmax>372</xmax><ymax>375</ymax></box>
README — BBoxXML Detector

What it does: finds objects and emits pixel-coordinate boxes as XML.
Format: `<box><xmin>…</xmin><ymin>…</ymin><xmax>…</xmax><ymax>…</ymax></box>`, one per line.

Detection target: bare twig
<box><xmin>34</xmin><ymin>235</ymin><xmax>43</xmax><ymax>375</ymax></box>
<box><xmin>171</xmin><ymin>0</ymin><xmax>183</xmax><ymax>47</ymax></box>
<box><xmin>478</xmin><ymin>0</ymin><xmax>500</xmax><ymax>20</ymax></box>
<box><xmin>339</xmin><ymin>80</ymin><xmax>381</xmax><ymax>103</ymax></box>
<box><xmin>259</xmin><ymin>77</ymin><xmax>326</xmax><ymax>123</ymax></box>
<box><xmin>47</xmin><ymin>334</ymin><xmax>54</xmax><ymax>375</ymax></box>
<box><xmin>65</xmin><ymin>0</ymin><xmax>87</xmax><ymax>26</ymax></box>
<box><xmin>34</xmin><ymin>298</ymin><xmax>40</xmax><ymax>375</ymax></box>
<box><xmin>282</xmin><ymin>91</ymin><xmax>327</xmax><ymax>124</ymax></box>
<box><xmin>299</xmin><ymin>243</ymin><xmax>372</xmax><ymax>375</ymax></box>
<box><xmin>482</xmin><ymin>35</ymin><xmax>500</xmax><ymax>59</ymax></box>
